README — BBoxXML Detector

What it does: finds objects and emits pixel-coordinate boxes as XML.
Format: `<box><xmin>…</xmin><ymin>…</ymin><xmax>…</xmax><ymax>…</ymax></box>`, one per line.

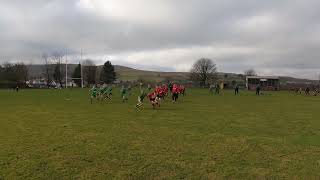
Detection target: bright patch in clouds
<box><xmin>77</xmin><ymin>0</ymin><xmax>174</xmax><ymax>24</ymax></box>
<box><xmin>236</xmin><ymin>14</ymin><xmax>277</xmax><ymax>32</ymax></box>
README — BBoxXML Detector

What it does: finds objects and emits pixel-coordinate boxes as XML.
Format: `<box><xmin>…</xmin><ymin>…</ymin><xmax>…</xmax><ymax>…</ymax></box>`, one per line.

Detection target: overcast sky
<box><xmin>1</xmin><ymin>0</ymin><xmax>320</xmax><ymax>79</ymax></box>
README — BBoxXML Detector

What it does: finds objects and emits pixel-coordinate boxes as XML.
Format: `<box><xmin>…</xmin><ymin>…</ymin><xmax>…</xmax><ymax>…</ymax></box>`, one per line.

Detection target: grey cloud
<box><xmin>0</xmin><ymin>0</ymin><xmax>320</xmax><ymax>79</ymax></box>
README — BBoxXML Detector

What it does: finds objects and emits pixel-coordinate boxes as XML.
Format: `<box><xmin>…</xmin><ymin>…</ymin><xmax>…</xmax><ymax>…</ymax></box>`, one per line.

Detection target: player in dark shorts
<box><xmin>215</xmin><ymin>84</ymin><xmax>220</xmax><ymax>95</ymax></box>
<box><xmin>234</xmin><ymin>84</ymin><xmax>239</xmax><ymax>95</ymax></box>
<box><xmin>148</xmin><ymin>92</ymin><xmax>160</xmax><ymax>109</ymax></box>
<box><xmin>256</xmin><ymin>85</ymin><xmax>261</xmax><ymax>95</ymax></box>
<box><xmin>155</xmin><ymin>85</ymin><xmax>161</xmax><ymax>98</ymax></box>
<box><xmin>99</xmin><ymin>85</ymin><xmax>112</xmax><ymax>100</ymax></box>
<box><xmin>120</xmin><ymin>86</ymin><xmax>129</xmax><ymax>103</ymax></box>
<box><xmin>168</xmin><ymin>82</ymin><xmax>173</xmax><ymax>94</ymax></box>
<box><xmin>172</xmin><ymin>84</ymin><xmax>179</xmax><ymax>102</ymax></box>
<box><xmin>305</xmin><ymin>87</ymin><xmax>310</xmax><ymax>95</ymax></box>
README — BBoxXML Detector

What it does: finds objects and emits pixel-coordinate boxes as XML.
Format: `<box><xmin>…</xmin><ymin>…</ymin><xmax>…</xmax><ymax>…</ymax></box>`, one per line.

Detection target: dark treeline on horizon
<box><xmin>0</xmin><ymin>59</ymin><xmax>117</xmax><ymax>88</ymax></box>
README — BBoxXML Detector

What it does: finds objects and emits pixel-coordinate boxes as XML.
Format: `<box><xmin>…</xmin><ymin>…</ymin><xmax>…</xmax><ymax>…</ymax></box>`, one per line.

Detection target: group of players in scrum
<box><xmin>90</xmin><ymin>82</ymin><xmax>186</xmax><ymax>109</ymax></box>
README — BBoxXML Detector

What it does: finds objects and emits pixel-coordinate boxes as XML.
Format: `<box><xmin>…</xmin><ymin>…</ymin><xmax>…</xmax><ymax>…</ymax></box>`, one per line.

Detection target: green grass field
<box><xmin>0</xmin><ymin>88</ymin><xmax>320</xmax><ymax>179</ymax></box>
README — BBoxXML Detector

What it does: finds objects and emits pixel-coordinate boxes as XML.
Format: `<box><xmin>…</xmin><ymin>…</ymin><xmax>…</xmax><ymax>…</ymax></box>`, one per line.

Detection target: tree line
<box><xmin>1</xmin><ymin>55</ymin><xmax>257</xmax><ymax>89</ymax></box>
<box><xmin>42</xmin><ymin>52</ymin><xmax>116</xmax><ymax>88</ymax></box>
<box><xmin>0</xmin><ymin>63</ymin><xmax>29</xmax><ymax>88</ymax></box>
<box><xmin>0</xmin><ymin>53</ymin><xmax>116</xmax><ymax>88</ymax></box>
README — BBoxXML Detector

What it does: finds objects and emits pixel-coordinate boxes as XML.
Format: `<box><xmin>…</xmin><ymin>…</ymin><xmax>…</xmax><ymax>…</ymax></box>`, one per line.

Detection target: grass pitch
<box><xmin>0</xmin><ymin>88</ymin><xmax>320</xmax><ymax>179</ymax></box>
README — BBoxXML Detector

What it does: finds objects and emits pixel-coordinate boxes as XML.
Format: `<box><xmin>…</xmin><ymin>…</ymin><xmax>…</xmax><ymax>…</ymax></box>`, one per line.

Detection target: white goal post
<box><xmin>65</xmin><ymin>49</ymin><xmax>84</xmax><ymax>88</ymax></box>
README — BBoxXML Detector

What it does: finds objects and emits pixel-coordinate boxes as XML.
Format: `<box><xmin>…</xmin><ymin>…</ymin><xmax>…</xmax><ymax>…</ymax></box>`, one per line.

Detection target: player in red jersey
<box><xmin>155</xmin><ymin>85</ymin><xmax>162</xmax><ymax>97</ymax></box>
<box><xmin>179</xmin><ymin>85</ymin><xmax>186</xmax><ymax>96</ymax></box>
<box><xmin>172</xmin><ymin>84</ymin><xmax>179</xmax><ymax>102</ymax></box>
<box><xmin>162</xmin><ymin>84</ymin><xmax>169</xmax><ymax>97</ymax></box>
<box><xmin>155</xmin><ymin>85</ymin><xmax>165</xmax><ymax>100</ymax></box>
<box><xmin>148</xmin><ymin>91</ymin><xmax>160</xmax><ymax>109</ymax></box>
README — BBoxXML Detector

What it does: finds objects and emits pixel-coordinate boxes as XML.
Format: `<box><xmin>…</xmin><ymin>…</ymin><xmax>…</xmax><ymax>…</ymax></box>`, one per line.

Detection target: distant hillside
<box><xmin>26</xmin><ymin>64</ymin><xmax>317</xmax><ymax>84</ymax></box>
<box><xmin>27</xmin><ymin>64</ymin><xmax>191</xmax><ymax>82</ymax></box>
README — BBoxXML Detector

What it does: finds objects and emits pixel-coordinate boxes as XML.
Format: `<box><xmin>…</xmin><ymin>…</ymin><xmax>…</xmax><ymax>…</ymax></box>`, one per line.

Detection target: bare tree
<box><xmin>244</xmin><ymin>69</ymin><xmax>257</xmax><ymax>76</ymax></box>
<box><xmin>52</xmin><ymin>51</ymin><xmax>64</xmax><ymax>88</ymax></box>
<box><xmin>15</xmin><ymin>62</ymin><xmax>29</xmax><ymax>85</ymax></box>
<box><xmin>2</xmin><ymin>62</ymin><xmax>15</xmax><ymax>83</ymax></box>
<box><xmin>190</xmin><ymin>58</ymin><xmax>217</xmax><ymax>87</ymax></box>
<box><xmin>42</xmin><ymin>53</ymin><xmax>52</xmax><ymax>88</ymax></box>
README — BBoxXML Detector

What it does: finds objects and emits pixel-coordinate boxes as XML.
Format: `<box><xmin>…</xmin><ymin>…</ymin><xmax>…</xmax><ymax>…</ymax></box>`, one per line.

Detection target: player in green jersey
<box><xmin>120</xmin><ymin>85</ymin><xmax>130</xmax><ymax>103</ymax></box>
<box><xmin>90</xmin><ymin>86</ymin><xmax>98</xmax><ymax>104</ymax></box>
<box><xmin>136</xmin><ymin>83</ymin><xmax>148</xmax><ymax>109</ymax></box>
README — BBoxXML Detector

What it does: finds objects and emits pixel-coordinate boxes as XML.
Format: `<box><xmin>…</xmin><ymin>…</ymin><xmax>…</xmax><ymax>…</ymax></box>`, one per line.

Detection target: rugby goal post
<box><xmin>65</xmin><ymin>49</ymin><xmax>84</xmax><ymax>88</ymax></box>
<box><xmin>65</xmin><ymin>62</ymin><xmax>84</xmax><ymax>88</ymax></box>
